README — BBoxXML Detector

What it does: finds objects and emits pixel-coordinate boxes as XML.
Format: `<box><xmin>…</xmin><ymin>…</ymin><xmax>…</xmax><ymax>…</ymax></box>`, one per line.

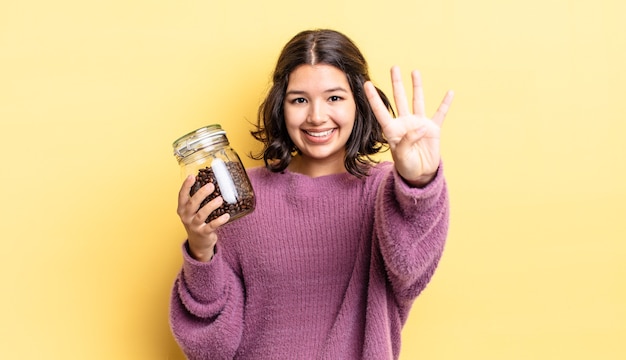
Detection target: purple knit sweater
<box><xmin>170</xmin><ymin>161</ymin><xmax>449</xmax><ymax>359</ymax></box>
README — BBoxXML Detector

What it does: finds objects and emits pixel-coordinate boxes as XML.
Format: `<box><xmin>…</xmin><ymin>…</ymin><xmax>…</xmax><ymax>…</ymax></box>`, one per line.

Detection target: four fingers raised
<box><xmin>365</xmin><ymin>66</ymin><xmax>453</xmax><ymax>131</ymax></box>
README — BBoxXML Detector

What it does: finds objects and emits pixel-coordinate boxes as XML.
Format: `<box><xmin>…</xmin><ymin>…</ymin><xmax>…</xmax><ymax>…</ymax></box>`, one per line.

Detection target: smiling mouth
<box><xmin>304</xmin><ymin>129</ymin><xmax>335</xmax><ymax>137</ymax></box>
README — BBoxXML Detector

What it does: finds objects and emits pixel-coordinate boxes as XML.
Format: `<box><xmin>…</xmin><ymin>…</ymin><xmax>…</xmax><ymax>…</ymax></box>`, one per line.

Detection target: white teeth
<box><xmin>305</xmin><ymin>129</ymin><xmax>333</xmax><ymax>137</ymax></box>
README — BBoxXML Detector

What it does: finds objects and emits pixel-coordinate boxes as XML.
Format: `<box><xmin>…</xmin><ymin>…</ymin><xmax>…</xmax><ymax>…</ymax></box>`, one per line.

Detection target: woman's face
<box><xmin>283</xmin><ymin>64</ymin><xmax>356</xmax><ymax>170</ymax></box>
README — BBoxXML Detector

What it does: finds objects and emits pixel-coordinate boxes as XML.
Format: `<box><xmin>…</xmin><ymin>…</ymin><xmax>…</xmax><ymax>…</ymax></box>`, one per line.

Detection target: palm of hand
<box><xmin>382</xmin><ymin>113</ymin><xmax>441</xmax><ymax>183</ymax></box>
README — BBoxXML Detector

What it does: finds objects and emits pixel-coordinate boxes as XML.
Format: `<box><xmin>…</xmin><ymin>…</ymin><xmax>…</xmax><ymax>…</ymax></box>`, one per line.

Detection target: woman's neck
<box><xmin>288</xmin><ymin>155</ymin><xmax>346</xmax><ymax>178</ymax></box>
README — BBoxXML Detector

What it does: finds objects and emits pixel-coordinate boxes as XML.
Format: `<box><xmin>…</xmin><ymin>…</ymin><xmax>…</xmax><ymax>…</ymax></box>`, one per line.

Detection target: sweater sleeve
<box><xmin>374</xmin><ymin>162</ymin><xmax>449</xmax><ymax>306</ymax></box>
<box><xmin>169</xmin><ymin>242</ymin><xmax>244</xmax><ymax>360</ymax></box>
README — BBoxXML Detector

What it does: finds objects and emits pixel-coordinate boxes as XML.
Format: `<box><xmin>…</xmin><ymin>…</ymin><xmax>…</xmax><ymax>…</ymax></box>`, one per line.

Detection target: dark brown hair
<box><xmin>250</xmin><ymin>29</ymin><xmax>394</xmax><ymax>177</ymax></box>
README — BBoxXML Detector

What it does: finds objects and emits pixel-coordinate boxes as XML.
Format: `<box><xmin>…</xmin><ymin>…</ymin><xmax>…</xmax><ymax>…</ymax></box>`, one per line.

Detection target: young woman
<box><xmin>171</xmin><ymin>29</ymin><xmax>454</xmax><ymax>359</ymax></box>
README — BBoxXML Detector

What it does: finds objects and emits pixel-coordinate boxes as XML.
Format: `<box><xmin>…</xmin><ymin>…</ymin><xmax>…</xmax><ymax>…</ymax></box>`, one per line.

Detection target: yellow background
<box><xmin>1</xmin><ymin>0</ymin><xmax>624</xmax><ymax>359</ymax></box>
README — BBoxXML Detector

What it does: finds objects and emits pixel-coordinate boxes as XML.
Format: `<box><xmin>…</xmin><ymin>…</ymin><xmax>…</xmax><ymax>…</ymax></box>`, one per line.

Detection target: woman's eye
<box><xmin>329</xmin><ymin>95</ymin><xmax>341</xmax><ymax>102</ymax></box>
<box><xmin>290</xmin><ymin>97</ymin><xmax>306</xmax><ymax>104</ymax></box>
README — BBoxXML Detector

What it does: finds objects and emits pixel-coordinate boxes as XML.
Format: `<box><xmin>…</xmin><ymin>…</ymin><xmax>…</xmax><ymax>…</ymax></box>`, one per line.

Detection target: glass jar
<box><xmin>173</xmin><ymin>124</ymin><xmax>255</xmax><ymax>224</ymax></box>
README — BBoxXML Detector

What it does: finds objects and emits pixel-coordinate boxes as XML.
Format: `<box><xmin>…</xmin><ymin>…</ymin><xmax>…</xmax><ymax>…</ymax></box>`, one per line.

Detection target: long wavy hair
<box><xmin>250</xmin><ymin>29</ymin><xmax>394</xmax><ymax>178</ymax></box>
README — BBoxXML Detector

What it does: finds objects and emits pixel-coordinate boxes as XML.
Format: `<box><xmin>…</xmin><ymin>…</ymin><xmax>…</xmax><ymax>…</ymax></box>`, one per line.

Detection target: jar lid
<box><xmin>172</xmin><ymin>124</ymin><xmax>227</xmax><ymax>160</ymax></box>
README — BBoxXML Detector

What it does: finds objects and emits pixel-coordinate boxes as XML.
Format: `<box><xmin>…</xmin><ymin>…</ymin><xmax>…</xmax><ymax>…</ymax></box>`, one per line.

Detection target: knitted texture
<box><xmin>170</xmin><ymin>161</ymin><xmax>449</xmax><ymax>359</ymax></box>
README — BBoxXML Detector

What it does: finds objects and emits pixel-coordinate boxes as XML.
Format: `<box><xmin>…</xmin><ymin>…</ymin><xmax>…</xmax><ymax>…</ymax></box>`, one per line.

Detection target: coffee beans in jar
<box><xmin>173</xmin><ymin>124</ymin><xmax>256</xmax><ymax>223</ymax></box>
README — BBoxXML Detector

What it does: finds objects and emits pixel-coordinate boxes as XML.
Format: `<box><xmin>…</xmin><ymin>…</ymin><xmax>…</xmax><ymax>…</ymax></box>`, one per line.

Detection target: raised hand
<box><xmin>364</xmin><ymin>66</ymin><xmax>454</xmax><ymax>186</ymax></box>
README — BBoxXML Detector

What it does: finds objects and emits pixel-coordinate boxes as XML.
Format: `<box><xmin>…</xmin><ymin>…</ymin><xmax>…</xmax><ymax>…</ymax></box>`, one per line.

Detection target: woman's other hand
<box><xmin>365</xmin><ymin>66</ymin><xmax>454</xmax><ymax>187</ymax></box>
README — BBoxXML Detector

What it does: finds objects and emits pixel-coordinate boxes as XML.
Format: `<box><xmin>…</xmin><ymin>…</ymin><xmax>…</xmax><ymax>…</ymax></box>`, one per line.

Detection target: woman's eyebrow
<box><xmin>285</xmin><ymin>87</ymin><xmax>349</xmax><ymax>95</ymax></box>
<box><xmin>285</xmin><ymin>89</ymin><xmax>307</xmax><ymax>96</ymax></box>
<box><xmin>323</xmin><ymin>86</ymin><xmax>349</xmax><ymax>93</ymax></box>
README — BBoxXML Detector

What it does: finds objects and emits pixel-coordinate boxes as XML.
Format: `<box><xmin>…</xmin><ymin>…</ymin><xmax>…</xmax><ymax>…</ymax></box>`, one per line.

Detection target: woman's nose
<box><xmin>307</xmin><ymin>102</ymin><xmax>327</xmax><ymax>125</ymax></box>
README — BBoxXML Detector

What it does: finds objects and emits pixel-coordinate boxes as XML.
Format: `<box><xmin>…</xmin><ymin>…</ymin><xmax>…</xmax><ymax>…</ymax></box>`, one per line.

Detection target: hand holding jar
<box><xmin>173</xmin><ymin>125</ymin><xmax>256</xmax><ymax>261</ymax></box>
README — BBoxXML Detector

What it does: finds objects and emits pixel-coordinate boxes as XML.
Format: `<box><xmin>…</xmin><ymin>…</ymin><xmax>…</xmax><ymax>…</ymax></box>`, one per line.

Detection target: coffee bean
<box><xmin>189</xmin><ymin>160</ymin><xmax>255</xmax><ymax>223</ymax></box>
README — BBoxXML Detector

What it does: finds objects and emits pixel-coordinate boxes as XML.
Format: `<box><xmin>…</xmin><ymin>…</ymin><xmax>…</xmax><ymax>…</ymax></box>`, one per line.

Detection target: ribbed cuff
<box><xmin>181</xmin><ymin>241</ymin><xmax>226</xmax><ymax>305</ymax></box>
